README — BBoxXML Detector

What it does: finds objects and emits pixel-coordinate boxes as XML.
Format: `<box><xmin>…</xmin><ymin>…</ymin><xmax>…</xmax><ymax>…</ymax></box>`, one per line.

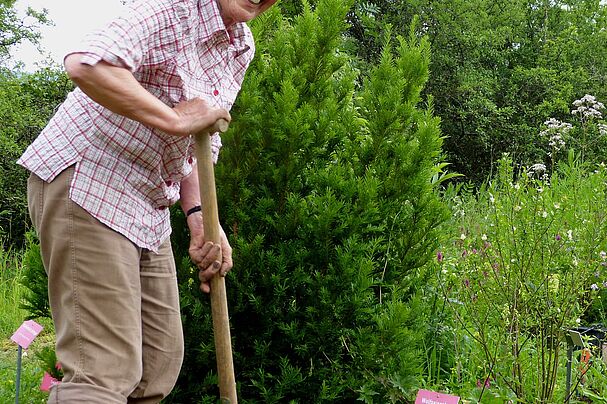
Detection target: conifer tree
<box><xmin>170</xmin><ymin>1</ymin><xmax>448</xmax><ymax>402</ymax></box>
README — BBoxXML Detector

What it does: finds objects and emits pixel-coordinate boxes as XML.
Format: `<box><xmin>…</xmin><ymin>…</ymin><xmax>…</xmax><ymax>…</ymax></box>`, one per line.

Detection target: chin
<box><xmin>220</xmin><ymin>0</ymin><xmax>263</xmax><ymax>25</ymax></box>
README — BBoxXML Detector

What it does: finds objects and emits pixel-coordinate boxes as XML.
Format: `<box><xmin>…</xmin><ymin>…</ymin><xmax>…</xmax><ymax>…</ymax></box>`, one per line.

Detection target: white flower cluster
<box><xmin>539</xmin><ymin>118</ymin><xmax>572</xmax><ymax>151</ymax></box>
<box><xmin>572</xmin><ymin>94</ymin><xmax>605</xmax><ymax>120</ymax></box>
<box><xmin>599</xmin><ymin>123</ymin><xmax>607</xmax><ymax>136</ymax></box>
<box><xmin>528</xmin><ymin>163</ymin><xmax>546</xmax><ymax>175</ymax></box>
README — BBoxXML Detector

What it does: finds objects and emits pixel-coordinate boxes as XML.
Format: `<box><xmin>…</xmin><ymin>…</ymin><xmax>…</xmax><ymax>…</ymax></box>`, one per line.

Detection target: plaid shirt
<box><xmin>18</xmin><ymin>0</ymin><xmax>254</xmax><ymax>252</ymax></box>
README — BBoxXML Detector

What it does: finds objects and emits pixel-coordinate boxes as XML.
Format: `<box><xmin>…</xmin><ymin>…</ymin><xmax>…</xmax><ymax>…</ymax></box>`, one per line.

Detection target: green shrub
<box><xmin>0</xmin><ymin>67</ymin><xmax>72</xmax><ymax>247</ymax></box>
<box><xmin>168</xmin><ymin>1</ymin><xmax>448</xmax><ymax>402</ymax></box>
<box><xmin>20</xmin><ymin>231</ymin><xmax>50</xmax><ymax>320</ymax></box>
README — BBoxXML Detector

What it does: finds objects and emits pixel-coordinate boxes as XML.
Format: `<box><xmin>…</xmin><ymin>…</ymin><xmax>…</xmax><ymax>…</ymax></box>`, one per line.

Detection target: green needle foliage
<box><xmin>169</xmin><ymin>0</ymin><xmax>449</xmax><ymax>402</ymax></box>
<box><xmin>20</xmin><ymin>231</ymin><xmax>50</xmax><ymax>320</ymax></box>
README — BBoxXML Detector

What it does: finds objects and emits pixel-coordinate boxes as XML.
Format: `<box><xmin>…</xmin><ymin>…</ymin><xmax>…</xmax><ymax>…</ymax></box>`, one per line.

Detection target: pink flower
<box><xmin>437</xmin><ymin>251</ymin><xmax>444</xmax><ymax>262</ymax></box>
<box><xmin>477</xmin><ymin>377</ymin><xmax>491</xmax><ymax>389</ymax></box>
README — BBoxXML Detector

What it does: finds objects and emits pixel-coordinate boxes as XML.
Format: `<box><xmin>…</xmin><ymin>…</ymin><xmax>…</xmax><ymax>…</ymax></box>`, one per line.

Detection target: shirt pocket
<box><xmin>151</xmin><ymin>60</ymin><xmax>185</xmax><ymax>106</ymax></box>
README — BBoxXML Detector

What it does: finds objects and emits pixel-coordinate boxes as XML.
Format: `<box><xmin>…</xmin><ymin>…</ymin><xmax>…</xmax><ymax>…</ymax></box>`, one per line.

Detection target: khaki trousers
<box><xmin>27</xmin><ymin>166</ymin><xmax>184</xmax><ymax>403</ymax></box>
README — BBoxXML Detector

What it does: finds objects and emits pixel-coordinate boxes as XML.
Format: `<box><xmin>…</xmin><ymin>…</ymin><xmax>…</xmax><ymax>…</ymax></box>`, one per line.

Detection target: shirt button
<box><xmin>188</xmin><ymin>157</ymin><xmax>193</xmax><ymax>164</ymax></box>
<box><xmin>165</xmin><ymin>180</ymin><xmax>172</xmax><ymax>187</ymax></box>
<box><xmin>159</xmin><ymin>206</ymin><xmax>167</xmax><ymax>210</ymax></box>
<box><xmin>213</xmin><ymin>89</ymin><xmax>219</xmax><ymax>96</ymax></box>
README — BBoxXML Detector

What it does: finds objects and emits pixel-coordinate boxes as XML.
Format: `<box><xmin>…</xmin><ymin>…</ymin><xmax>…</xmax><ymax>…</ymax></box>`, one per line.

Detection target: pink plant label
<box><xmin>40</xmin><ymin>372</ymin><xmax>60</xmax><ymax>392</ymax></box>
<box><xmin>415</xmin><ymin>389</ymin><xmax>460</xmax><ymax>404</ymax></box>
<box><xmin>10</xmin><ymin>320</ymin><xmax>43</xmax><ymax>349</ymax></box>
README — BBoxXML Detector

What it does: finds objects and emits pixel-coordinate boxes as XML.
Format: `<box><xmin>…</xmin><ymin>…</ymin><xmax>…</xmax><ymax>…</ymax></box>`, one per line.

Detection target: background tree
<box><xmin>0</xmin><ymin>0</ymin><xmax>48</xmax><ymax>65</ymax></box>
<box><xmin>338</xmin><ymin>0</ymin><xmax>607</xmax><ymax>182</ymax></box>
<box><xmin>0</xmin><ymin>67</ymin><xmax>73</xmax><ymax>246</ymax></box>
<box><xmin>0</xmin><ymin>0</ymin><xmax>65</xmax><ymax>245</ymax></box>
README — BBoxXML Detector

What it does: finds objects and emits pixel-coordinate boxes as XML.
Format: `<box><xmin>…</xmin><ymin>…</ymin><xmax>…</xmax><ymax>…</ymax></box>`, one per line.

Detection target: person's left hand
<box><xmin>187</xmin><ymin>212</ymin><xmax>233</xmax><ymax>293</ymax></box>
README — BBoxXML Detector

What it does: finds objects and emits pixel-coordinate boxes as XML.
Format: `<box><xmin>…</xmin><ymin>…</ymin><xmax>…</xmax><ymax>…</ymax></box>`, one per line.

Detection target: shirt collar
<box><xmin>198</xmin><ymin>0</ymin><xmax>250</xmax><ymax>51</ymax></box>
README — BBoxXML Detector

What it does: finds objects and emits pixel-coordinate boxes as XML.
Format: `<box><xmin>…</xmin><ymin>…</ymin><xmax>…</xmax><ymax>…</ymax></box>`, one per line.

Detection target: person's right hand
<box><xmin>172</xmin><ymin>97</ymin><xmax>231</xmax><ymax>136</ymax></box>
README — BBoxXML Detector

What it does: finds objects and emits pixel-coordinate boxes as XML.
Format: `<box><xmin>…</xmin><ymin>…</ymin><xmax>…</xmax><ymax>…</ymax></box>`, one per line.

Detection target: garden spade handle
<box><xmin>195</xmin><ymin>118</ymin><xmax>237</xmax><ymax>404</ymax></box>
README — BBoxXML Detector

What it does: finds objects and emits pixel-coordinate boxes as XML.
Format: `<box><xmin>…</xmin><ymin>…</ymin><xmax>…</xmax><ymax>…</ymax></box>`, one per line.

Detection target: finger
<box><xmin>218</xmin><ymin>108</ymin><xmax>231</xmax><ymax>122</ymax></box>
<box><xmin>190</xmin><ymin>241</ymin><xmax>217</xmax><ymax>267</ymax></box>
<box><xmin>196</xmin><ymin>240</ymin><xmax>214</xmax><ymax>256</ymax></box>
<box><xmin>199</xmin><ymin>241</ymin><xmax>215</xmax><ymax>258</ymax></box>
<box><xmin>200</xmin><ymin>281</ymin><xmax>210</xmax><ymax>294</ymax></box>
<box><xmin>198</xmin><ymin>243</ymin><xmax>221</xmax><ymax>270</ymax></box>
<box><xmin>210</xmin><ymin>109</ymin><xmax>231</xmax><ymax>132</ymax></box>
<box><xmin>189</xmin><ymin>237</ymin><xmax>210</xmax><ymax>251</ymax></box>
<box><xmin>219</xmin><ymin>253</ymin><xmax>233</xmax><ymax>277</ymax></box>
<box><xmin>198</xmin><ymin>260</ymin><xmax>221</xmax><ymax>283</ymax></box>
<box><xmin>220</xmin><ymin>262</ymin><xmax>232</xmax><ymax>277</ymax></box>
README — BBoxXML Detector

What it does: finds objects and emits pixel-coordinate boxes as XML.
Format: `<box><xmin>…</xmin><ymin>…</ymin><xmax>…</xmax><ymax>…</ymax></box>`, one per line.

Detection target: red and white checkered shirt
<box><xmin>18</xmin><ymin>0</ymin><xmax>255</xmax><ymax>252</ymax></box>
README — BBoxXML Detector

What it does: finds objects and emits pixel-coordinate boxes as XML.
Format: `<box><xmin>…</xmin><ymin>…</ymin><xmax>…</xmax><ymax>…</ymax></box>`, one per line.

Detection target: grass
<box><xmin>0</xmin><ymin>245</ymin><xmax>54</xmax><ymax>403</ymax></box>
<box><xmin>0</xmin><ymin>247</ymin><xmax>28</xmax><ymax>337</ymax></box>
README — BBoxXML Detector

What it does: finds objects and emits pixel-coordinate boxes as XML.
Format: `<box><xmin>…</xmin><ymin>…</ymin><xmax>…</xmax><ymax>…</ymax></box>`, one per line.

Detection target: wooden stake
<box><xmin>15</xmin><ymin>345</ymin><xmax>22</xmax><ymax>404</ymax></box>
<box><xmin>195</xmin><ymin>119</ymin><xmax>237</xmax><ymax>403</ymax></box>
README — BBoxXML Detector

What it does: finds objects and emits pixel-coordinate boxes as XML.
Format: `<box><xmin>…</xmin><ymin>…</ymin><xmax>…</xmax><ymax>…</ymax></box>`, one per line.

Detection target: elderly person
<box><xmin>18</xmin><ymin>0</ymin><xmax>276</xmax><ymax>402</ymax></box>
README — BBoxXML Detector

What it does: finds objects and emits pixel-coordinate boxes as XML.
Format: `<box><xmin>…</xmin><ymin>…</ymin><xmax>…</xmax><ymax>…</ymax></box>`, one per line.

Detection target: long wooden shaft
<box><xmin>195</xmin><ymin>121</ymin><xmax>237</xmax><ymax>404</ymax></box>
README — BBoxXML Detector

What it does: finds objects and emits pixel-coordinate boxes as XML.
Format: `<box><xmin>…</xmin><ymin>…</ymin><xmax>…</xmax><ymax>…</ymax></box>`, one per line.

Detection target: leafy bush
<box><xmin>436</xmin><ymin>154</ymin><xmax>607</xmax><ymax>402</ymax></box>
<box><xmin>20</xmin><ymin>231</ymin><xmax>50</xmax><ymax>320</ymax></box>
<box><xmin>0</xmin><ymin>67</ymin><xmax>72</xmax><ymax>247</ymax></box>
<box><xmin>168</xmin><ymin>0</ymin><xmax>448</xmax><ymax>402</ymax></box>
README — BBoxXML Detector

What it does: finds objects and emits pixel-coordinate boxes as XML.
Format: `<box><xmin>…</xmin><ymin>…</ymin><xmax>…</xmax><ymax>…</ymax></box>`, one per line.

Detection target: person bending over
<box><xmin>18</xmin><ymin>0</ymin><xmax>276</xmax><ymax>402</ymax></box>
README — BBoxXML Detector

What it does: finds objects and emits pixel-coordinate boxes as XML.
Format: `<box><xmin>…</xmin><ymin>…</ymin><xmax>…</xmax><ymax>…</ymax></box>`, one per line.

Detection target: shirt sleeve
<box><xmin>65</xmin><ymin>0</ymin><xmax>185</xmax><ymax>72</ymax></box>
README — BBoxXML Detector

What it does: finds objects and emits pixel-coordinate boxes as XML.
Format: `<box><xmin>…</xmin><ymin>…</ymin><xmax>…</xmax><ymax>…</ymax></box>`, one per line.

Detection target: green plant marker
<box><xmin>15</xmin><ymin>345</ymin><xmax>22</xmax><ymax>404</ymax></box>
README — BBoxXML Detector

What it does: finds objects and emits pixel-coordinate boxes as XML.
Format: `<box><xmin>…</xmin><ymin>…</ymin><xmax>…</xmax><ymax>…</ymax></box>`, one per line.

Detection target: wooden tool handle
<box><xmin>195</xmin><ymin>118</ymin><xmax>237</xmax><ymax>403</ymax></box>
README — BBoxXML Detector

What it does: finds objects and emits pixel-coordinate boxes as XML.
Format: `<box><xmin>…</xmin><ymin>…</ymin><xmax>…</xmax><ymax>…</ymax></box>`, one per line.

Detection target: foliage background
<box><xmin>3</xmin><ymin>0</ymin><xmax>607</xmax><ymax>402</ymax></box>
<box><xmin>4</xmin><ymin>0</ymin><xmax>607</xmax><ymax>245</ymax></box>
<box><xmin>0</xmin><ymin>68</ymin><xmax>72</xmax><ymax>247</ymax></box>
